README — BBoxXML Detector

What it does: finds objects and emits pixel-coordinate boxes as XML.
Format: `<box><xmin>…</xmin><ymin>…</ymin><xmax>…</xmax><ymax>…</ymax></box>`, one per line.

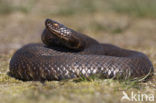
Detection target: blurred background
<box><xmin>0</xmin><ymin>0</ymin><xmax>156</xmax><ymax>53</ymax></box>
<box><xmin>0</xmin><ymin>0</ymin><xmax>156</xmax><ymax>103</ymax></box>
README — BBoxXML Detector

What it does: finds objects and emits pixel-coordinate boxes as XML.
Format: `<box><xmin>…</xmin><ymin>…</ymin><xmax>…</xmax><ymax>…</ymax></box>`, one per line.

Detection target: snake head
<box><xmin>45</xmin><ymin>19</ymin><xmax>72</xmax><ymax>40</ymax></box>
<box><xmin>45</xmin><ymin>19</ymin><xmax>85</xmax><ymax>50</ymax></box>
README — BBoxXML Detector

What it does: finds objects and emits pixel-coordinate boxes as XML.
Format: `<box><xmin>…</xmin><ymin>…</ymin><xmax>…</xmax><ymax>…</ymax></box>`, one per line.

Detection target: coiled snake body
<box><xmin>9</xmin><ymin>19</ymin><xmax>154</xmax><ymax>81</ymax></box>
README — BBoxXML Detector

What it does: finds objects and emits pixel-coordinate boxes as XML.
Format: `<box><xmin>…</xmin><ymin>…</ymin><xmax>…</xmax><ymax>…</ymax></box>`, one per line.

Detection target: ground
<box><xmin>0</xmin><ymin>0</ymin><xmax>156</xmax><ymax>103</ymax></box>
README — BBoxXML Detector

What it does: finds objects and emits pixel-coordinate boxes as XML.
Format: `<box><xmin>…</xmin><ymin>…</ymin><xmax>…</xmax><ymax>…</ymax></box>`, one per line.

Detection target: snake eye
<box><xmin>53</xmin><ymin>23</ymin><xmax>59</xmax><ymax>28</ymax></box>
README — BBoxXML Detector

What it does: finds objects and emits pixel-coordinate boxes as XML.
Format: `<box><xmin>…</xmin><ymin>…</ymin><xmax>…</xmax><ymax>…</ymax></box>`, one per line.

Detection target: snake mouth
<box><xmin>45</xmin><ymin>19</ymin><xmax>72</xmax><ymax>40</ymax></box>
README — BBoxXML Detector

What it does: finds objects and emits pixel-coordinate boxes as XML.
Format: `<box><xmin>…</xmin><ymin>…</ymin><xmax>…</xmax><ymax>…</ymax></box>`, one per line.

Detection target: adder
<box><xmin>9</xmin><ymin>19</ymin><xmax>154</xmax><ymax>81</ymax></box>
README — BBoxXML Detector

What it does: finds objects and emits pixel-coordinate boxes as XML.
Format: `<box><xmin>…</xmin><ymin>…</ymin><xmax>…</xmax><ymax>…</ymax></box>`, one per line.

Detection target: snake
<box><xmin>9</xmin><ymin>19</ymin><xmax>154</xmax><ymax>81</ymax></box>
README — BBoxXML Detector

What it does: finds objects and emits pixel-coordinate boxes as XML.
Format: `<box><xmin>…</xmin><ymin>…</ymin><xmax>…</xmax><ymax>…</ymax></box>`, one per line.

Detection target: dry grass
<box><xmin>0</xmin><ymin>0</ymin><xmax>156</xmax><ymax>103</ymax></box>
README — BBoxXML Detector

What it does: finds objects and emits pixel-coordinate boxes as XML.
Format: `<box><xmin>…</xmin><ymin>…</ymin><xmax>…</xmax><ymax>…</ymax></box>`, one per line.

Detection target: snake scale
<box><xmin>9</xmin><ymin>19</ymin><xmax>154</xmax><ymax>81</ymax></box>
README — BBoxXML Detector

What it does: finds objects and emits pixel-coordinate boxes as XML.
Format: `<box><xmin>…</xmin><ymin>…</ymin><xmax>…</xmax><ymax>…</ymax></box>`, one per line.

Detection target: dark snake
<box><xmin>9</xmin><ymin>19</ymin><xmax>154</xmax><ymax>81</ymax></box>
